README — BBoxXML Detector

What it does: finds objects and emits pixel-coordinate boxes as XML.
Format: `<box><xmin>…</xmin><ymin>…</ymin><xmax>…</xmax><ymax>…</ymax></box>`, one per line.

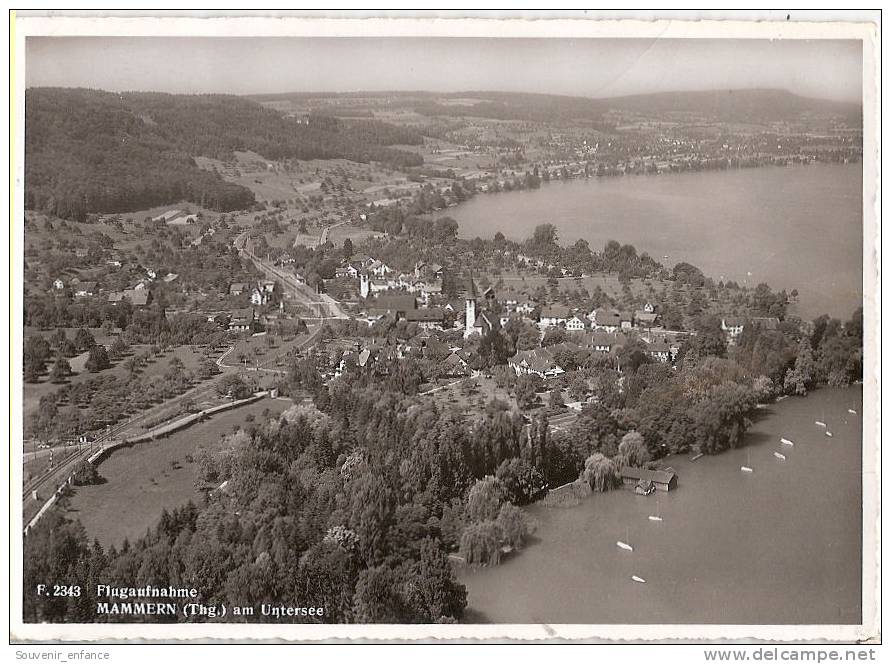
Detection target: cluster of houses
<box><xmin>229</xmin><ymin>280</ymin><xmax>279</xmax><ymax>306</ymax></box>
<box><xmin>720</xmin><ymin>315</ymin><xmax>781</xmax><ymax>345</ymax></box>
<box><xmin>344</xmin><ymin>257</ymin><xmax>445</xmax><ymax>306</ymax></box>
<box><xmin>536</xmin><ymin>304</ymin><xmax>659</xmax><ymax>332</ymax></box>
<box><xmin>207</xmin><ymin>308</ymin><xmax>262</xmax><ymax>334</ymax></box>
<box><xmin>50</xmin><ymin>266</ymin><xmax>173</xmax><ymax>308</ymax></box>
<box><xmin>507</xmin><ymin>332</ymin><xmax>678</xmax><ymax>379</ymax></box>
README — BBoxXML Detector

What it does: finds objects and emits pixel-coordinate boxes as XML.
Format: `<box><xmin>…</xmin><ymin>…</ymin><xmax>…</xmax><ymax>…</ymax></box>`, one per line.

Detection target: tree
<box><xmin>465</xmin><ymin>476</ymin><xmax>506</xmax><ymax>523</ymax></box>
<box><xmin>74</xmin><ymin>327</ymin><xmax>96</xmax><ymax>352</ymax></box>
<box><xmin>459</xmin><ymin>521</ymin><xmax>501</xmax><ymax>566</ymax></box>
<box><xmin>541</xmin><ymin>327</ymin><xmax>566</xmax><ymax>347</ymax></box>
<box><xmin>617</xmin><ymin>431</ymin><xmax>650</xmax><ymax>468</ymax></box>
<box><xmin>353</xmin><ymin>565</ymin><xmax>412</xmax><ymax>623</ymax></box>
<box><xmin>504</xmin><ymin>317</ymin><xmax>540</xmax><ymax>352</ymax></box>
<box><xmin>495</xmin><ymin>457</ymin><xmax>546</xmax><ymax>505</ymax></box>
<box><xmin>109</xmin><ymin>337</ymin><xmax>130</xmax><ymax>360</ymax></box>
<box><xmin>496</xmin><ymin>503</ymin><xmax>534</xmax><ymax>550</ymax></box>
<box><xmin>581</xmin><ymin>453</ymin><xmax>620</xmax><ymax>492</ymax></box>
<box><xmin>24</xmin><ymin>335</ymin><xmax>51</xmax><ymax>382</ymax></box>
<box><xmin>404</xmin><ymin>538</ymin><xmax>467</xmax><ymax>622</ymax></box>
<box><xmin>216</xmin><ymin>374</ymin><xmax>252</xmax><ymax>399</ymax></box>
<box><xmin>477</xmin><ymin>328</ymin><xmax>510</xmax><ymax>368</ymax></box>
<box><xmin>84</xmin><ymin>345</ymin><xmax>110</xmax><ymax>373</ymax></box>
<box><xmin>530</xmin><ymin>223</ymin><xmax>558</xmax><ymax>251</ymax></box>
<box><xmin>514</xmin><ymin>374</ymin><xmax>540</xmax><ymax>410</ymax></box>
<box><xmin>687</xmin><ymin>316</ymin><xmax>727</xmax><ymax>360</ymax></box>
<box><xmin>342</xmin><ymin>237</ymin><xmax>354</xmax><ymax>260</ymax></box>
<box><xmin>49</xmin><ymin>355</ymin><xmax>71</xmax><ymax>383</ymax></box>
<box><xmin>50</xmin><ymin>328</ymin><xmax>67</xmax><ymax>349</ymax></box>
<box><xmin>690</xmin><ymin>383</ymin><xmax>757</xmax><ymax>454</ymax></box>
<box><xmin>197</xmin><ymin>357</ymin><xmax>221</xmax><ymax>380</ymax></box>
<box><xmin>567</xmin><ymin>374</ymin><xmax>589</xmax><ymax>402</ymax></box>
<box><xmin>784</xmin><ymin>338</ymin><xmax>817</xmax><ymax>395</ymax></box>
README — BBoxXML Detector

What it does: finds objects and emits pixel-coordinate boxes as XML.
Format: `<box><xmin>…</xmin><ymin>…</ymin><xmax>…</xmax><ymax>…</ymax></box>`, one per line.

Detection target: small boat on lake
<box><xmin>825</xmin><ymin>431</ymin><xmax>833</xmax><ymax>438</ymax></box>
<box><xmin>741</xmin><ymin>466</ymin><xmax>753</xmax><ymax>473</ymax></box>
<box><xmin>848</xmin><ymin>409</ymin><xmax>857</xmax><ymax>415</ymax></box>
<box><xmin>631</xmin><ymin>575</ymin><xmax>647</xmax><ymax>584</ymax></box>
<box><xmin>781</xmin><ymin>438</ymin><xmax>794</xmax><ymax>446</ymax></box>
<box><xmin>617</xmin><ymin>541</ymin><xmax>633</xmax><ymax>552</ymax></box>
<box><xmin>774</xmin><ymin>452</ymin><xmax>786</xmax><ymax>461</ymax></box>
<box><xmin>815</xmin><ymin>421</ymin><xmax>827</xmax><ymax>427</ymax></box>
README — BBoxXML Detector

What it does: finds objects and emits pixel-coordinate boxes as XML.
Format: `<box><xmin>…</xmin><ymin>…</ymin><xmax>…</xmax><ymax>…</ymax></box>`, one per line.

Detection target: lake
<box><xmin>458</xmin><ymin>386</ymin><xmax>863</xmax><ymax>624</ymax></box>
<box><xmin>449</xmin><ymin>164</ymin><xmax>863</xmax><ymax>320</ymax></box>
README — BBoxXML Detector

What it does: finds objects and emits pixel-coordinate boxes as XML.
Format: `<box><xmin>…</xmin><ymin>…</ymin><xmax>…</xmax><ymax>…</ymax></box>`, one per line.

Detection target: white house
<box><xmin>368</xmin><ymin>260</ymin><xmax>393</xmax><ymax>278</ymax></box>
<box><xmin>508</xmin><ymin>348</ymin><xmax>565</xmax><ymax>379</ymax></box>
<box><xmin>538</xmin><ymin>304</ymin><xmax>571</xmax><ymax>329</ymax></box>
<box><xmin>566</xmin><ymin>315</ymin><xmax>588</xmax><ymax>332</ymax></box>
<box><xmin>589</xmin><ymin>308</ymin><xmax>621</xmax><ymax>332</ymax></box>
<box><xmin>721</xmin><ymin>317</ymin><xmax>746</xmax><ymax>344</ymax></box>
<box><xmin>52</xmin><ymin>278</ymin><xmax>65</xmax><ymax>290</ymax></box>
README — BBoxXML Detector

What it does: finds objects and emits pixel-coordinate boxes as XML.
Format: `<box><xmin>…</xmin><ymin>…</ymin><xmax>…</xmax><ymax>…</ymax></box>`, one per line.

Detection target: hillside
<box><xmin>24</xmin><ymin>88</ymin><xmax>425</xmax><ymax>221</ymax></box>
<box><xmin>253</xmin><ymin>88</ymin><xmax>862</xmax><ymax>125</ymax></box>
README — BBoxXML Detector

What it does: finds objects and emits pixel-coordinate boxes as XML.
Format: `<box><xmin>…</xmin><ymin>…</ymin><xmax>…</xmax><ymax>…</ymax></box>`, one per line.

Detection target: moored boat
<box><xmin>631</xmin><ymin>575</ymin><xmax>646</xmax><ymax>584</ymax></box>
<box><xmin>774</xmin><ymin>452</ymin><xmax>786</xmax><ymax>460</ymax></box>
<box><xmin>741</xmin><ymin>466</ymin><xmax>753</xmax><ymax>473</ymax></box>
<box><xmin>781</xmin><ymin>438</ymin><xmax>794</xmax><ymax>446</ymax></box>
<box><xmin>815</xmin><ymin>420</ymin><xmax>826</xmax><ymax>427</ymax></box>
<box><xmin>617</xmin><ymin>541</ymin><xmax>633</xmax><ymax>552</ymax></box>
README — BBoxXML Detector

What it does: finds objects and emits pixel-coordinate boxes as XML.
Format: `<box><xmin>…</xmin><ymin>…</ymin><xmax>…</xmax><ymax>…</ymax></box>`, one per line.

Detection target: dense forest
<box><xmin>25</xmin><ymin>88</ymin><xmax>425</xmax><ymax>220</ymax></box>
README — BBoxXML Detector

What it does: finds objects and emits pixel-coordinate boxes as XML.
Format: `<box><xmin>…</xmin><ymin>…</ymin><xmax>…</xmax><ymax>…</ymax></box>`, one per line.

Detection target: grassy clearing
<box><xmin>423</xmin><ymin>375</ymin><xmax>517</xmax><ymax>414</ymax></box>
<box><xmin>64</xmin><ymin>396</ymin><xmax>289</xmax><ymax>548</ymax></box>
<box><xmin>23</xmin><ymin>344</ymin><xmax>209</xmax><ymax>427</ymax></box>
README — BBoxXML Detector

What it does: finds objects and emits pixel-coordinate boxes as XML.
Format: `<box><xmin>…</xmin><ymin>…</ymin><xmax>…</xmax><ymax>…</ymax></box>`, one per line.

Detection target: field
<box><xmin>23</xmin><ymin>343</ymin><xmax>210</xmax><ymax>431</ymax></box>
<box><xmin>63</xmin><ymin>396</ymin><xmax>290</xmax><ymax>548</ymax></box>
<box><xmin>422</xmin><ymin>375</ymin><xmax>517</xmax><ymax>413</ymax></box>
<box><xmin>226</xmin><ymin>326</ymin><xmax>316</xmax><ymax>370</ymax></box>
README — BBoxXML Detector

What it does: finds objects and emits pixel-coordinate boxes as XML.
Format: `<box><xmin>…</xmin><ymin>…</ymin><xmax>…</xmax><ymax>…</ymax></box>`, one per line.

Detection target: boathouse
<box><xmin>620</xmin><ymin>466</ymin><xmax>678</xmax><ymax>492</ymax></box>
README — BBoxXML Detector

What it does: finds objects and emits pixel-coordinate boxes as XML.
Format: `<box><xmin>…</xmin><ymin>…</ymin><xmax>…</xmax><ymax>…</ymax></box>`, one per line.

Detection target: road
<box><xmin>235</xmin><ymin>232</ymin><xmax>350</xmax><ymax>320</ymax></box>
<box><xmin>22</xmin><ymin>318</ymin><xmax>330</xmax><ymax>529</ymax></box>
<box><xmin>218</xmin><ymin>325</ymin><xmax>325</xmax><ymax>376</ymax></box>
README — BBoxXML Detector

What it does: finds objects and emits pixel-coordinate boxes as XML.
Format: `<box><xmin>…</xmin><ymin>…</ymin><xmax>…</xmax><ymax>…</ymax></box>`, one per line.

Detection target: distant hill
<box><xmin>418</xmin><ymin>89</ymin><xmax>862</xmax><ymax>124</ymax></box>
<box><xmin>252</xmin><ymin>88</ymin><xmax>861</xmax><ymax>125</ymax></box>
<box><xmin>25</xmin><ymin>88</ymin><xmax>425</xmax><ymax>220</ymax></box>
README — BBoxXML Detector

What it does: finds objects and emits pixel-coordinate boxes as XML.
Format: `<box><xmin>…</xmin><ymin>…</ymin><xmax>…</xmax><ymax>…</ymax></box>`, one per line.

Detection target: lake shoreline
<box><xmin>446</xmin><ymin>162</ymin><xmax>862</xmax><ymax>321</ymax></box>
<box><xmin>458</xmin><ymin>384</ymin><xmax>863</xmax><ymax>624</ymax></box>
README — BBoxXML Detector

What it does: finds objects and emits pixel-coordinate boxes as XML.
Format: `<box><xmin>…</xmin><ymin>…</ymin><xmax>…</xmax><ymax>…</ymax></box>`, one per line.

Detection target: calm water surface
<box><xmin>450</xmin><ymin>164</ymin><xmax>862</xmax><ymax>320</ymax></box>
<box><xmin>458</xmin><ymin>387</ymin><xmax>863</xmax><ymax>624</ymax></box>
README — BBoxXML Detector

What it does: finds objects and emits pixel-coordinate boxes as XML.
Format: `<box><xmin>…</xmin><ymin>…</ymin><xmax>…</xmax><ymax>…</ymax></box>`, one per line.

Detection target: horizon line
<box><xmin>24</xmin><ymin>85</ymin><xmax>863</xmax><ymax>107</ymax></box>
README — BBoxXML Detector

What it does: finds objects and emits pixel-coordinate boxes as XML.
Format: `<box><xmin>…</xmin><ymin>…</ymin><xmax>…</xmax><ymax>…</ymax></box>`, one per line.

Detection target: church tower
<box><xmin>463</xmin><ymin>276</ymin><xmax>477</xmax><ymax>339</ymax></box>
<box><xmin>360</xmin><ymin>272</ymin><xmax>370</xmax><ymax>299</ymax></box>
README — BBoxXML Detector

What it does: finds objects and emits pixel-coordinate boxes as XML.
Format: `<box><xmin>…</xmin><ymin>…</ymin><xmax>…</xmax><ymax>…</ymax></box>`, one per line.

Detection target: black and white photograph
<box><xmin>8</xmin><ymin>11</ymin><xmax>880</xmax><ymax>648</ymax></box>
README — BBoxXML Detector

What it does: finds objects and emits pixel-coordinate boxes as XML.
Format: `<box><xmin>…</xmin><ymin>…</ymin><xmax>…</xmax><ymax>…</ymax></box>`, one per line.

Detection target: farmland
<box><xmin>63</xmin><ymin>396</ymin><xmax>289</xmax><ymax>548</ymax></box>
